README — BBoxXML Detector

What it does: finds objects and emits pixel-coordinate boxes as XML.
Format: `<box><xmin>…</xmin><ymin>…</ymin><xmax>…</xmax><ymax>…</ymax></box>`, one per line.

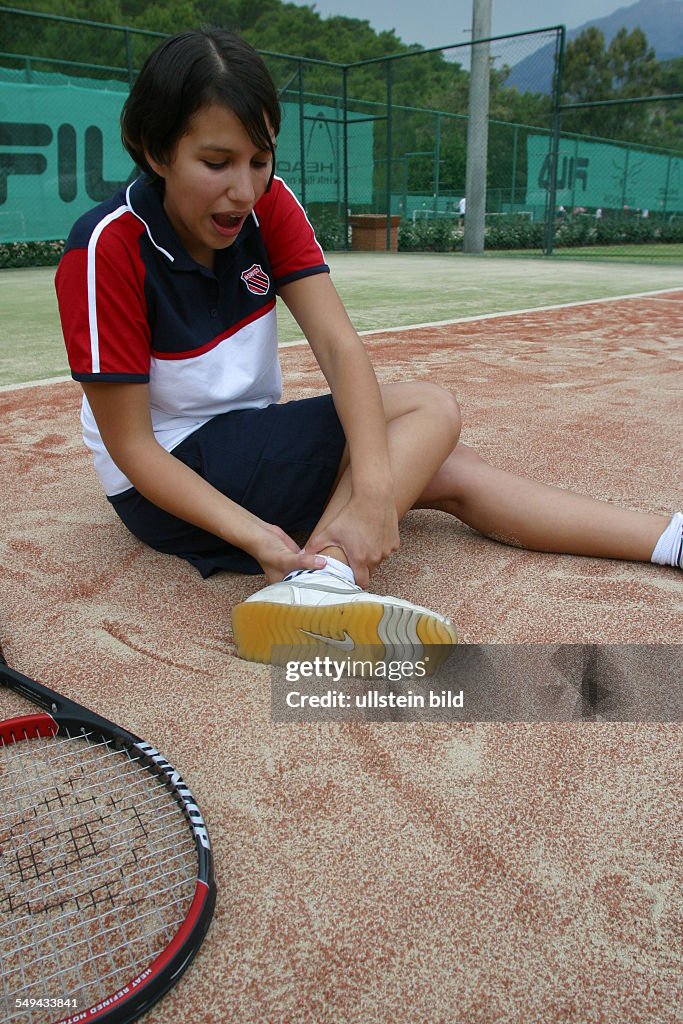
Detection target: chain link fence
<box><xmin>1</xmin><ymin>4</ymin><xmax>681</xmax><ymax>261</ymax></box>
<box><xmin>545</xmin><ymin>93</ymin><xmax>683</xmax><ymax>258</ymax></box>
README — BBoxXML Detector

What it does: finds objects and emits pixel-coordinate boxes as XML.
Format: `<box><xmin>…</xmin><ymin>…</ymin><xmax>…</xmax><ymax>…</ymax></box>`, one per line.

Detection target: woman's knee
<box><xmin>382</xmin><ymin>380</ymin><xmax>461</xmax><ymax>445</ymax></box>
<box><xmin>419</xmin><ymin>382</ymin><xmax>461</xmax><ymax>446</ymax></box>
<box><xmin>433</xmin><ymin>384</ymin><xmax>461</xmax><ymax>439</ymax></box>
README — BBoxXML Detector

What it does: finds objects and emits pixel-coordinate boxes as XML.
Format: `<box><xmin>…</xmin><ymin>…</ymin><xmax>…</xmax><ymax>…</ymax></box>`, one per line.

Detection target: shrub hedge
<box><xmin>398</xmin><ymin>213</ymin><xmax>683</xmax><ymax>253</ymax></box>
<box><xmin>1</xmin><ymin>214</ymin><xmax>681</xmax><ymax>266</ymax></box>
<box><xmin>0</xmin><ymin>240</ymin><xmax>64</xmax><ymax>268</ymax></box>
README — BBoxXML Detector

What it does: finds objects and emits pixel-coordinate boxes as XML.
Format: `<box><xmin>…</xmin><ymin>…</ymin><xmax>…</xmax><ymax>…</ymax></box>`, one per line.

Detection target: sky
<box><xmin>290</xmin><ymin>0</ymin><xmax>640</xmax><ymax>50</ymax></box>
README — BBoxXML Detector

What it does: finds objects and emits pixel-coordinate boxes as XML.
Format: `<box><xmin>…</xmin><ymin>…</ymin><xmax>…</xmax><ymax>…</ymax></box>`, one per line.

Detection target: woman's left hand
<box><xmin>305</xmin><ymin>490</ymin><xmax>399</xmax><ymax>589</ymax></box>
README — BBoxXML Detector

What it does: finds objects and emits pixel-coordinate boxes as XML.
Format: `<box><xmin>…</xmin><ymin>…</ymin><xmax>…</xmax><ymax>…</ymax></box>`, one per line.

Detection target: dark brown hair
<box><xmin>121</xmin><ymin>29</ymin><xmax>280</xmax><ymax>186</ymax></box>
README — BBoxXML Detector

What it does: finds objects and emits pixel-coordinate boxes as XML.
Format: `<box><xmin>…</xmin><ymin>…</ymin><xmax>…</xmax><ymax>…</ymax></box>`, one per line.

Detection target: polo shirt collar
<box><xmin>125</xmin><ymin>175</ymin><xmax>256</xmax><ymax>274</ymax></box>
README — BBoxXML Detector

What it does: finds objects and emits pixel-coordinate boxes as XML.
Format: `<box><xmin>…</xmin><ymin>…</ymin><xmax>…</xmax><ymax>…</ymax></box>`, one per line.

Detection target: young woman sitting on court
<box><xmin>55</xmin><ymin>29</ymin><xmax>682</xmax><ymax>665</ymax></box>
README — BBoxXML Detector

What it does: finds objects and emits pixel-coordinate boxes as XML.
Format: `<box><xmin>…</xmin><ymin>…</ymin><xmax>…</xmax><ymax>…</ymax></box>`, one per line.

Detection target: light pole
<box><xmin>463</xmin><ymin>0</ymin><xmax>492</xmax><ymax>254</ymax></box>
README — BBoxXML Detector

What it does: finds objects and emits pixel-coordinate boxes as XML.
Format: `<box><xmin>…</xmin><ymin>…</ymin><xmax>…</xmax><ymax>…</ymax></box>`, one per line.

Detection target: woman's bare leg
<box><xmin>316</xmin><ymin>380</ymin><xmax>667</xmax><ymax>564</ymax></box>
<box><xmin>416</xmin><ymin>442</ymin><xmax>667</xmax><ymax>562</ymax></box>
<box><xmin>313</xmin><ymin>381</ymin><xmax>462</xmax><ymax>553</ymax></box>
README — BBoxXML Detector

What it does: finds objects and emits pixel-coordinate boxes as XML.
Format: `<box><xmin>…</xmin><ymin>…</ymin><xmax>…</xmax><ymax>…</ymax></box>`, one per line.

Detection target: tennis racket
<box><xmin>0</xmin><ymin>637</ymin><xmax>216</xmax><ymax>1024</ymax></box>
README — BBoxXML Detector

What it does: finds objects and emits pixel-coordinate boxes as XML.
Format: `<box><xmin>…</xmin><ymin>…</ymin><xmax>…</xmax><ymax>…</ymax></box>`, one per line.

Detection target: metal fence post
<box><xmin>511</xmin><ymin>124</ymin><xmax>518</xmax><ymax>207</ymax></box>
<box><xmin>298</xmin><ymin>60</ymin><xmax>306</xmax><ymax>210</ymax></box>
<box><xmin>125</xmin><ymin>27</ymin><xmax>133</xmax><ymax>89</ymax></box>
<box><xmin>342</xmin><ymin>64</ymin><xmax>349</xmax><ymax>249</ymax></box>
<box><xmin>434</xmin><ymin>112</ymin><xmax>441</xmax><ymax>211</ymax></box>
<box><xmin>463</xmin><ymin>0</ymin><xmax>492</xmax><ymax>254</ymax></box>
<box><xmin>544</xmin><ymin>25</ymin><xmax>565</xmax><ymax>256</ymax></box>
<box><xmin>663</xmin><ymin>154</ymin><xmax>672</xmax><ymax>214</ymax></box>
<box><xmin>621</xmin><ymin>148</ymin><xmax>630</xmax><ymax>210</ymax></box>
<box><xmin>385</xmin><ymin>59</ymin><xmax>393</xmax><ymax>250</ymax></box>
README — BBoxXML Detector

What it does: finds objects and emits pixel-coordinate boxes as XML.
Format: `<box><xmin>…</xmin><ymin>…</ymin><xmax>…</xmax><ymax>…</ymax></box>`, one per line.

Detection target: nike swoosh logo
<box><xmin>298</xmin><ymin>629</ymin><xmax>356</xmax><ymax>651</ymax></box>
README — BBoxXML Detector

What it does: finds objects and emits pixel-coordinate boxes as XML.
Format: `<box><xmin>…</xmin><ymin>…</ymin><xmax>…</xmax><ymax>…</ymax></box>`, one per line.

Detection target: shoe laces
<box><xmin>283</xmin><ymin>567</ymin><xmax>356</xmax><ymax>587</ymax></box>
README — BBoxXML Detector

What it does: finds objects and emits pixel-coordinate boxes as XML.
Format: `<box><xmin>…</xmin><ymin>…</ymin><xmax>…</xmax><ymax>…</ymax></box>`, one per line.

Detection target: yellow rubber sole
<box><xmin>231</xmin><ymin>599</ymin><xmax>458</xmax><ymax>674</ymax></box>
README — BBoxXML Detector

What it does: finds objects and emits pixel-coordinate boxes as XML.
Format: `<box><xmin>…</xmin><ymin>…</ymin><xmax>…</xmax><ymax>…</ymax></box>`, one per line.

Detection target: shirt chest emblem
<box><xmin>240</xmin><ymin>263</ymin><xmax>271</xmax><ymax>296</ymax></box>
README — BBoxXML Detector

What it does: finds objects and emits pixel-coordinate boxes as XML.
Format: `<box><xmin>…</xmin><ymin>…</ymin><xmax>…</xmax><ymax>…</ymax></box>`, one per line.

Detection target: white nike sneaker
<box><xmin>231</xmin><ymin>568</ymin><xmax>458</xmax><ymax>670</ymax></box>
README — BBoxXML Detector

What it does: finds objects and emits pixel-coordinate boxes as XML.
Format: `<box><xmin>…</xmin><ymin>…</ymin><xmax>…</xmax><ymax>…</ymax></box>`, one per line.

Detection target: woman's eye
<box><xmin>204</xmin><ymin>161</ymin><xmax>227</xmax><ymax>170</ymax></box>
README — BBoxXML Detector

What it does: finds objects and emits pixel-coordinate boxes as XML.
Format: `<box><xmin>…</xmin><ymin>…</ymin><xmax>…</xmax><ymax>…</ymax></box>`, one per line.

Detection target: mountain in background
<box><xmin>507</xmin><ymin>0</ymin><xmax>683</xmax><ymax>92</ymax></box>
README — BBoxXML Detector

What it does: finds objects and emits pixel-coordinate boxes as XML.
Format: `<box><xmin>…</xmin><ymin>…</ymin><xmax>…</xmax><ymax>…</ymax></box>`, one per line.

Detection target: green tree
<box><xmin>659</xmin><ymin>56</ymin><xmax>683</xmax><ymax>94</ymax></box>
<box><xmin>562</xmin><ymin>27</ymin><xmax>613</xmax><ymax>108</ymax></box>
<box><xmin>648</xmin><ymin>58</ymin><xmax>683</xmax><ymax>150</ymax></box>
<box><xmin>608</xmin><ymin>27</ymin><xmax>659</xmax><ymax>97</ymax></box>
<box><xmin>561</xmin><ymin>26</ymin><xmax>661</xmax><ymax>142</ymax></box>
<box><xmin>5</xmin><ymin>0</ymin><xmax>128</xmax><ymax>78</ymax></box>
<box><xmin>131</xmin><ymin>0</ymin><xmax>201</xmax><ymax>36</ymax></box>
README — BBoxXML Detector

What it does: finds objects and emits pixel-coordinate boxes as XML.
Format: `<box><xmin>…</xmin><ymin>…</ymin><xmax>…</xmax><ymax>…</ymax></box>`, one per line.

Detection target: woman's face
<box><xmin>148</xmin><ymin>104</ymin><xmax>273</xmax><ymax>268</ymax></box>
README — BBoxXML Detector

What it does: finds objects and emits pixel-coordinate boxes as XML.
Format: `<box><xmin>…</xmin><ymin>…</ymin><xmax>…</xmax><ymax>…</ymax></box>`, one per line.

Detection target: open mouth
<box><xmin>211</xmin><ymin>212</ymin><xmax>245</xmax><ymax>235</ymax></box>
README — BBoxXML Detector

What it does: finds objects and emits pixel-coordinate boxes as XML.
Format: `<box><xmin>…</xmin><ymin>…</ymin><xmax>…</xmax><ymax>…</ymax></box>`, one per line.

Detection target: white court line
<box><xmin>280</xmin><ymin>286</ymin><xmax>683</xmax><ymax>347</ymax></box>
<box><xmin>2</xmin><ymin>287</ymin><xmax>681</xmax><ymax>391</ymax></box>
<box><xmin>0</xmin><ymin>374</ymin><xmax>72</xmax><ymax>393</ymax></box>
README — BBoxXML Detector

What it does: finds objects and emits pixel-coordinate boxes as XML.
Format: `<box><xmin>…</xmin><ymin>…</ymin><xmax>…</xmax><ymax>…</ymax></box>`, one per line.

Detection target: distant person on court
<box><xmin>55</xmin><ymin>30</ymin><xmax>683</xmax><ymax>667</ymax></box>
<box><xmin>458</xmin><ymin>195</ymin><xmax>466</xmax><ymax>226</ymax></box>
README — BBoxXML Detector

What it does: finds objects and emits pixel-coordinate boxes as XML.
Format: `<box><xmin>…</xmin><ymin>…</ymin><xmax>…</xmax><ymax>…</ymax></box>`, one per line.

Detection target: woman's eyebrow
<box><xmin>198</xmin><ymin>143</ymin><xmax>237</xmax><ymax>153</ymax></box>
<box><xmin>198</xmin><ymin>142</ymin><xmax>275</xmax><ymax>154</ymax></box>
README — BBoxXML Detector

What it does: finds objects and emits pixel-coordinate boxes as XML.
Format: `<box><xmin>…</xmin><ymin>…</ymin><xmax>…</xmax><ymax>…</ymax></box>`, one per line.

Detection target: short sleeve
<box><xmin>254</xmin><ymin>177</ymin><xmax>329</xmax><ymax>289</ymax></box>
<box><xmin>56</xmin><ymin>214</ymin><xmax>152</xmax><ymax>382</ymax></box>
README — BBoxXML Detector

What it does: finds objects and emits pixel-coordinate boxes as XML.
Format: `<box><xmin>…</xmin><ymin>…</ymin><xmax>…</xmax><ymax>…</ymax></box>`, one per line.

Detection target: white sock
<box><xmin>320</xmin><ymin>555</ymin><xmax>356</xmax><ymax>583</ymax></box>
<box><xmin>284</xmin><ymin>555</ymin><xmax>356</xmax><ymax>585</ymax></box>
<box><xmin>651</xmin><ymin>512</ymin><xmax>683</xmax><ymax>568</ymax></box>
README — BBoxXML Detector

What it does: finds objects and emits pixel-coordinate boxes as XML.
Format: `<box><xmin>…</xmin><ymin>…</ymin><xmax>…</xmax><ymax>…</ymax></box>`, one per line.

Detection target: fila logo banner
<box><xmin>240</xmin><ymin>264</ymin><xmax>271</xmax><ymax>296</ymax></box>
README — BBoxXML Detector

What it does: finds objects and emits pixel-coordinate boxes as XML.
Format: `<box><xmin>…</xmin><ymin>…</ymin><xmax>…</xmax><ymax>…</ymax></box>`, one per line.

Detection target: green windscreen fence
<box><xmin>0</xmin><ymin>77</ymin><xmax>132</xmax><ymax>240</ymax></box>
<box><xmin>526</xmin><ymin>134</ymin><xmax>683</xmax><ymax>217</ymax></box>
<box><xmin>2</xmin><ymin>16</ymin><xmax>679</xmax><ymax>258</ymax></box>
<box><xmin>0</xmin><ymin>72</ymin><xmax>374</xmax><ymax>242</ymax></box>
<box><xmin>271</xmin><ymin>102</ymin><xmax>373</xmax><ymax>207</ymax></box>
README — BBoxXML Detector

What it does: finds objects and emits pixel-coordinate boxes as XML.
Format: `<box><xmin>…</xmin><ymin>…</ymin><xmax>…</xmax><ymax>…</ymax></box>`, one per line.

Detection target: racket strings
<box><xmin>2</xmin><ymin>746</ymin><xmax>189</xmax><ymax>910</ymax></box>
<box><xmin>4</xmin><ymin>877</ymin><xmax>197</xmax><ymax>996</ymax></box>
<box><xmin>0</xmin><ymin>729</ymin><xmax>200</xmax><ymax>1023</ymax></box>
<box><xmin>2</xmin><ymin>824</ymin><xmax>195</xmax><ymax>950</ymax></box>
<box><xmin>0</xmin><ymin>729</ymin><xmax>153</xmax><ymax>821</ymax></box>
<box><xmin>2</xmin><ymin>779</ymin><xmax>188</xmax><ymax>912</ymax></box>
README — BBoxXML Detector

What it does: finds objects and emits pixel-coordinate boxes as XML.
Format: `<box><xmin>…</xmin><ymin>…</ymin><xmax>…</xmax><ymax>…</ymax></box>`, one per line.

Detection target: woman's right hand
<box><xmin>250</xmin><ymin>522</ymin><xmax>327</xmax><ymax>584</ymax></box>
<box><xmin>82</xmin><ymin>383</ymin><xmax>329</xmax><ymax>585</ymax></box>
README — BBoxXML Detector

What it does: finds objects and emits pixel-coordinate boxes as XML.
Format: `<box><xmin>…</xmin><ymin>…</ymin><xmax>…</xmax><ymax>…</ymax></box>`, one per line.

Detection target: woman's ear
<box><xmin>144</xmin><ymin>149</ymin><xmax>167</xmax><ymax>179</ymax></box>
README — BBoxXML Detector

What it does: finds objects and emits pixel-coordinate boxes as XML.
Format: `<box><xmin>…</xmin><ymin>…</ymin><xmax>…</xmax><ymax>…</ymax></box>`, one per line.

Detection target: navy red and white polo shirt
<box><xmin>56</xmin><ymin>174</ymin><xmax>328</xmax><ymax>496</ymax></box>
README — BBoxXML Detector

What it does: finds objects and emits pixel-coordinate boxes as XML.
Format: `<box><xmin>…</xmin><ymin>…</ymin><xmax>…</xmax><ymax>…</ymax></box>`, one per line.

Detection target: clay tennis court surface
<box><xmin>1</xmin><ymin>291</ymin><xmax>681</xmax><ymax>1022</ymax></box>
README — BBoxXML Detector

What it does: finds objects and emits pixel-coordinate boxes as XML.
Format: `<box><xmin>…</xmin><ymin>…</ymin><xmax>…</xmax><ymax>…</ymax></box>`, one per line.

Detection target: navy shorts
<box><xmin>109</xmin><ymin>395</ymin><xmax>346</xmax><ymax>577</ymax></box>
